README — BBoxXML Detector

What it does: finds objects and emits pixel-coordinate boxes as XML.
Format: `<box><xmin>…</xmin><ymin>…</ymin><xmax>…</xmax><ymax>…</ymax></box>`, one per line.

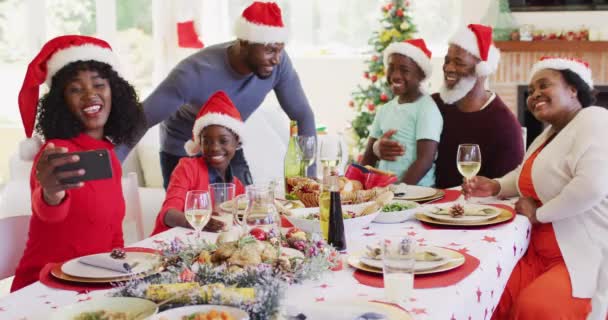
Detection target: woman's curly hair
<box><xmin>559</xmin><ymin>69</ymin><xmax>597</xmax><ymax>108</ymax></box>
<box><xmin>35</xmin><ymin>60</ymin><xmax>146</xmax><ymax>146</ymax></box>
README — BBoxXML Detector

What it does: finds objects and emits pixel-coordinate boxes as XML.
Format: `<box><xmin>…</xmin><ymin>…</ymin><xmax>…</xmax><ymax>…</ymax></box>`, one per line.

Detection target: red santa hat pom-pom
<box><xmin>19</xmin><ymin>136</ymin><xmax>43</xmax><ymax>161</ymax></box>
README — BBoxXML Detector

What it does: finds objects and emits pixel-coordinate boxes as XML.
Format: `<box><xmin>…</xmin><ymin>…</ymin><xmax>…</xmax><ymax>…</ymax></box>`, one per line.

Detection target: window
<box><xmin>0</xmin><ymin>0</ymin><xmax>28</xmax><ymax>125</ymax></box>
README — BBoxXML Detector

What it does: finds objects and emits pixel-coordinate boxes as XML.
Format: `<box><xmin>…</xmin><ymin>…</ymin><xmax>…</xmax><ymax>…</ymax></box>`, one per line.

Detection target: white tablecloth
<box><xmin>0</xmin><ymin>199</ymin><xmax>531</xmax><ymax>320</ymax></box>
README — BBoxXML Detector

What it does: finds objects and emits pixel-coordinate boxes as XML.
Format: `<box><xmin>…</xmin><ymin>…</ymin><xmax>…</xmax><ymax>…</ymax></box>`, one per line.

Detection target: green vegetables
<box><xmin>381</xmin><ymin>202</ymin><xmax>417</xmax><ymax>212</ymax></box>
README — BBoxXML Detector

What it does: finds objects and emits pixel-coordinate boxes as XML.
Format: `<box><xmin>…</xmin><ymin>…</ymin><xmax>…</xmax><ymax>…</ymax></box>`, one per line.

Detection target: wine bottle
<box><xmin>284</xmin><ymin>120</ymin><xmax>302</xmax><ymax>193</ymax></box>
<box><xmin>327</xmin><ymin>176</ymin><xmax>346</xmax><ymax>251</ymax></box>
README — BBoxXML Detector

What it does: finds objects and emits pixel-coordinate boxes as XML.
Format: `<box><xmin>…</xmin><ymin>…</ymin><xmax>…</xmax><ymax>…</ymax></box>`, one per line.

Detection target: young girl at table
<box><xmin>360</xmin><ymin>39</ymin><xmax>443</xmax><ymax>187</ymax></box>
<box><xmin>11</xmin><ymin>35</ymin><xmax>145</xmax><ymax>291</ymax></box>
<box><xmin>151</xmin><ymin>91</ymin><xmax>246</xmax><ymax>235</ymax></box>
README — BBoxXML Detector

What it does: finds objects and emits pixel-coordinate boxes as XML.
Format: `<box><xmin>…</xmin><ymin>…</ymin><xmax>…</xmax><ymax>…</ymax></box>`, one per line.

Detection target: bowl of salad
<box><xmin>373</xmin><ymin>200</ymin><xmax>420</xmax><ymax>224</ymax></box>
<box><xmin>284</xmin><ymin>201</ymin><xmax>381</xmax><ymax>234</ymax></box>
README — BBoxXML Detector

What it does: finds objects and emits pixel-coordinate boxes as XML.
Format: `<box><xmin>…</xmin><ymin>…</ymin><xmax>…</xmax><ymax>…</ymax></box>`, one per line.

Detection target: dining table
<box><xmin>0</xmin><ymin>195</ymin><xmax>531</xmax><ymax>320</ymax></box>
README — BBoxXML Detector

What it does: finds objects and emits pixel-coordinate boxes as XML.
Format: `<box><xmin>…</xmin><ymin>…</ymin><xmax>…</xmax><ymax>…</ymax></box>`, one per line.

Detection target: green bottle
<box><xmin>284</xmin><ymin>121</ymin><xmax>302</xmax><ymax>193</ymax></box>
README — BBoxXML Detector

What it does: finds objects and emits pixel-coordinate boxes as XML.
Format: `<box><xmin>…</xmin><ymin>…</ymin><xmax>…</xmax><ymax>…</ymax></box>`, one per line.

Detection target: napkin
<box><xmin>344</xmin><ymin>164</ymin><xmax>397</xmax><ymax>189</ymax></box>
<box><xmin>78</xmin><ymin>254</ymin><xmax>135</xmax><ymax>273</ymax></box>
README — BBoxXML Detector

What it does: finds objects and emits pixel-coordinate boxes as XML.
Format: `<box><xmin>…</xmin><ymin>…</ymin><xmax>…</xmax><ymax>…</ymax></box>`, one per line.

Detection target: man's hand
<box><xmin>375</xmin><ymin>129</ymin><xmax>405</xmax><ymax>161</ymax></box>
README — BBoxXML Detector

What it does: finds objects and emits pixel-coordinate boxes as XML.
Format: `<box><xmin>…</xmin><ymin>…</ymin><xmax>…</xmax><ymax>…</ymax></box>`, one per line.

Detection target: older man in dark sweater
<box><xmin>375</xmin><ymin>24</ymin><xmax>523</xmax><ymax>188</ymax></box>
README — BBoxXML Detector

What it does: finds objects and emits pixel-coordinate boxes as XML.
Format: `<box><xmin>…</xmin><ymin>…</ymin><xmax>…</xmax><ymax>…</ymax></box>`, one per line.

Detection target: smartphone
<box><xmin>49</xmin><ymin>149</ymin><xmax>113</xmax><ymax>184</ymax></box>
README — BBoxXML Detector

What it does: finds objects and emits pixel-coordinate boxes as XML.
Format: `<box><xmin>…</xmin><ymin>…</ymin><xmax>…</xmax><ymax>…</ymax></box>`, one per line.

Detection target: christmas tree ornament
<box><xmin>176</xmin><ymin>0</ymin><xmax>204</xmax><ymax>48</ymax></box>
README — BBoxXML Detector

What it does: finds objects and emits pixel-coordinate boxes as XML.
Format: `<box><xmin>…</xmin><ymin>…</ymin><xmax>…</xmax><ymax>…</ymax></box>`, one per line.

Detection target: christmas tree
<box><xmin>348</xmin><ymin>0</ymin><xmax>417</xmax><ymax>155</ymax></box>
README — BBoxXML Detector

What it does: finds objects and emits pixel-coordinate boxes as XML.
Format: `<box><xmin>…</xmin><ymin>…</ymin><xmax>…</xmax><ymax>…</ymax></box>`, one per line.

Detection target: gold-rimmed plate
<box><xmin>51</xmin><ymin>261</ymin><xmax>160</xmax><ymax>284</ymax></box>
<box><xmin>398</xmin><ymin>189</ymin><xmax>445</xmax><ymax>203</ymax></box>
<box><xmin>414</xmin><ymin>207</ymin><xmax>514</xmax><ymax>227</ymax></box>
<box><xmin>348</xmin><ymin>247</ymin><xmax>465</xmax><ymax>275</ymax></box>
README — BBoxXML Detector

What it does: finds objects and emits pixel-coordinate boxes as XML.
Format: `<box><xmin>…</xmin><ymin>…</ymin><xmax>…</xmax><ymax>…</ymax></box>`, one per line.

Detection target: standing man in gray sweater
<box><xmin>117</xmin><ymin>1</ymin><xmax>316</xmax><ymax>188</ymax></box>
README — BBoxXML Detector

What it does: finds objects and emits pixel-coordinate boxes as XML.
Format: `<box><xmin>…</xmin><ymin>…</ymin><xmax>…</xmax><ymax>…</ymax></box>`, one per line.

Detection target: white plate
<box><xmin>149</xmin><ymin>305</ymin><xmax>249</xmax><ymax>320</ymax></box>
<box><xmin>61</xmin><ymin>252</ymin><xmax>158</xmax><ymax>279</ymax></box>
<box><xmin>373</xmin><ymin>200</ymin><xmax>420</xmax><ymax>224</ymax></box>
<box><xmin>284</xmin><ymin>202</ymin><xmax>380</xmax><ymax>234</ymax></box>
<box><xmin>289</xmin><ymin>299</ymin><xmax>412</xmax><ymax>320</ymax></box>
<box><xmin>48</xmin><ymin>297</ymin><xmax>157</xmax><ymax>320</ymax></box>
<box><xmin>391</xmin><ymin>184</ymin><xmax>438</xmax><ymax>200</ymax></box>
<box><xmin>358</xmin><ymin>247</ymin><xmax>451</xmax><ymax>272</ymax></box>
<box><xmin>422</xmin><ymin>204</ymin><xmax>501</xmax><ymax>223</ymax></box>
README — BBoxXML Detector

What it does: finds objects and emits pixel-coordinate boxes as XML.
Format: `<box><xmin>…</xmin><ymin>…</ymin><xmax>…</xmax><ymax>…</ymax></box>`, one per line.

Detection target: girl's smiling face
<box><xmin>63</xmin><ymin>70</ymin><xmax>112</xmax><ymax>139</ymax></box>
<box><xmin>201</xmin><ymin>125</ymin><xmax>239</xmax><ymax>172</ymax></box>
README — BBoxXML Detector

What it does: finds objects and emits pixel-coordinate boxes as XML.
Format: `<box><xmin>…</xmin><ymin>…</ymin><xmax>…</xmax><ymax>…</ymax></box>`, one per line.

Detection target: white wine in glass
<box><xmin>319</xmin><ymin>135</ymin><xmax>343</xmax><ymax>175</ymax></box>
<box><xmin>457</xmin><ymin>144</ymin><xmax>482</xmax><ymax>179</ymax></box>
<box><xmin>184</xmin><ymin>190</ymin><xmax>212</xmax><ymax>238</ymax></box>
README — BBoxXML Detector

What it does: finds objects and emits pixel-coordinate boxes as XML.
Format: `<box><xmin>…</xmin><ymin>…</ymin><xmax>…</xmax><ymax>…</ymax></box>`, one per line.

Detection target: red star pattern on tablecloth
<box><xmin>513</xmin><ymin>244</ymin><xmax>517</xmax><ymax>256</ymax></box>
<box><xmin>363</xmin><ymin>233</ymin><xmax>376</xmax><ymax>237</ymax></box>
<box><xmin>44</xmin><ymin>301</ymin><xmax>51</xmax><ymax>304</ymax></box>
<box><xmin>482</xmin><ymin>236</ymin><xmax>497</xmax><ymax>243</ymax></box>
<box><xmin>409</xmin><ymin>298</ymin><xmax>417</xmax><ymax>302</ymax></box>
<box><xmin>410</xmin><ymin>308</ymin><xmax>427</xmax><ymax>315</ymax></box>
<box><xmin>407</xmin><ymin>231</ymin><xmax>417</xmax><ymax>236</ymax></box>
<box><xmin>315</xmin><ymin>297</ymin><xmax>325</xmax><ymax>302</ymax></box>
<box><xmin>448</xmin><ymin>242</ymin><xmax>461</xmax><ymax>247</ymax></box>
<box><xmin>416</xmin><ymin>238</ymin><xmax>426</xmax><ymax>243</ymax></box>
<box><xmin>476</xmin><ymin>287</ymin><xmax>482</xmax><ymax>302</ymax></box>
<box><xmin>497</xmin><ymin>264</ymin><xmax>503</xmax><ymax>278</ymax></box>
<box><xmin>457</xmin><ymin>247</ymin><xmax>470</xmax><ymax>254</ymax></box>
<box><xmin>317</xmin><ymin>284</ymin><xmax>330</xmax><ymax>289</ymax></box>
<box><xmin>362</xmin><ymin>226</ymin><xmax>370</xmax><ymax>230</ymax></box>
<box><xmin>78</xmin><ymin>296</ymin><xmax>92</xmax><ymax>302</ymax></box>
<box><xmin>484</xmin><ymin>308</ymin><xmax>489</xmax><ymax>320</ymax></box>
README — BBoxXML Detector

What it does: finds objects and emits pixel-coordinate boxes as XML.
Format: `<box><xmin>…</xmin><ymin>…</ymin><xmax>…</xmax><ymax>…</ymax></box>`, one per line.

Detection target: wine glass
<box><xmin>297</xmin><ymin>136</ymin><xmax>317</xmax><ymax>177</ymax></box>
<box><xmin>184</xmin><ymin>190</ymin><xmax>212</xmax><ymax>239</ymax></box>
<box><xmin>319</xmin><ymin>134</ymin><xmax>343</xmax><ymax>176</ymax></box>
<box><xmin>457</xmin><ymin>144</ymin><xmax>482</xmax><ymax>202</ymax></box>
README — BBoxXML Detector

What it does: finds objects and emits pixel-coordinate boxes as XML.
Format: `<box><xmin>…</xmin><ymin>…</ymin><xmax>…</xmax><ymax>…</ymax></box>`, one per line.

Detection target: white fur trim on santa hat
<box><xmin>383</xmin><ymin>42</ymin><xmax>433</xmax><ymax>82</ymax></box>
<box><xmin>184</xmin><ymin>113</ymin><xmax>246</xmax><ymax>156</ymax></box>
<box><xmin>529</xmin><ymin>58</ymin><xmax>594</xmax><ymax>88</ymax></box>
<box><xmin>45</xmin><ymin>44</ymin><xmax>123</xmax><ymax>86</ymax></box>
<box><xmin>19</xmin><ymin>136</ymin><xmax>43</xmax><ymax>161</ymax></box>
<box><xmin>449</xmin><ymin>27</ymin><xmax>500</xmax><ymax>77</ymax></box>
<box><xmin>234</xmin><ymin>16</ymin><xmax>288</xmax><ymax>44</ymax></box>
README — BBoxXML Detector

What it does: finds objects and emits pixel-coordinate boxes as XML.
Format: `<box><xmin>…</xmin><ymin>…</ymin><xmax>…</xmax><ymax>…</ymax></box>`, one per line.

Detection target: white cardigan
<box><xmin>496</xmin><ymin>106</ymin><xmax>608</xmax><ymax>298</ymax></box>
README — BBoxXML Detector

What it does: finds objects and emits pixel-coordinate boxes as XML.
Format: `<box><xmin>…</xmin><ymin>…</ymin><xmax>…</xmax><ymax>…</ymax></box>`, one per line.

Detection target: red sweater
<box><xmin>151</xmin><ymin>157</ymin><xmax>245</xmax><ymax>235</ymax></box>
<box><xmin>432</xmin><ymin>93</ymin><xmax>524</xmax><ymax>188</ymax></box>
<box><xmin>11</xmin><ymin>134</ymin><xmax>124</xmax><ymax>291</ymax></box>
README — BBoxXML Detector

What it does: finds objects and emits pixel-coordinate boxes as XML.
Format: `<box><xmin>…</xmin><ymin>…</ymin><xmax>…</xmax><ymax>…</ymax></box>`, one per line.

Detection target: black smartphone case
<box><xmin>50</xmin><ymin>149</ymin><xmax>113</xmax><ymax>184</ymax></box>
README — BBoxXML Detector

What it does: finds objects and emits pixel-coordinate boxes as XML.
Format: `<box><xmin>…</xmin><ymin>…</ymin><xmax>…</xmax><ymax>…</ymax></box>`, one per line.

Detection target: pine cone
<box><xmin>110</xmin><ymin>248</ymin><xmax>126</xmax><ymax>259</ymax></box>
<box><xmin>449</xmin><ymin>204</ymin><xmax>465</xmax><ymax>217</ymax></box>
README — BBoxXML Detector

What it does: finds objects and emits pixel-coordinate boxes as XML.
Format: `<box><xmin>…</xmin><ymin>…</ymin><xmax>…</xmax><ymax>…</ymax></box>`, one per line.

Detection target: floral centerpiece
<box><xmin>113</xmin><ymin>228</ymin><xmax>338</xmax><ymax>319</ymax></box>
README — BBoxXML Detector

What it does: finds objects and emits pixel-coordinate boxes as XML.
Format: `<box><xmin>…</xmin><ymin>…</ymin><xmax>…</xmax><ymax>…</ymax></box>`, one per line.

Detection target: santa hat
<box><xmin>184</xmin><ymin>91</ymin><xmax>245</xmax><ymax>156</ymax></box>
<box><xmin>449</xmin><ymin>24</ymin><xmax>500</xmax><ymax>77</ymax></box>
<box><xmin>529</xmin><ymin>56</ymin><xmax>593</xmax><ymax>88</ymax></box>
<box><xmin>17</xmin><ymin>35</ymin><xmax>123</xmax><ymax>161</ymax></box>
<box><xmin>234</xmin><ymin>1</ymin><xmax>288</xmax><ymax>44</ymax></box>
<box><xmin>383</xmin><ymin>38</ymin><xmax>433</xmax><ymax>81</ymax></box>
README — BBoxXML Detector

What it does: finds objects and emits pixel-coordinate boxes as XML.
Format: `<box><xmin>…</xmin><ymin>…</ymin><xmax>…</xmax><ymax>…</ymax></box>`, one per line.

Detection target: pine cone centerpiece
<box><xmin>449</xmin><ymin>204</ymin><xmax>465</xmax><ymax>217</ymax></box>
<box><xmin>110</xmin><ymin>248</ymin><xmax>126</xmax><ymax>259</ymax></box>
